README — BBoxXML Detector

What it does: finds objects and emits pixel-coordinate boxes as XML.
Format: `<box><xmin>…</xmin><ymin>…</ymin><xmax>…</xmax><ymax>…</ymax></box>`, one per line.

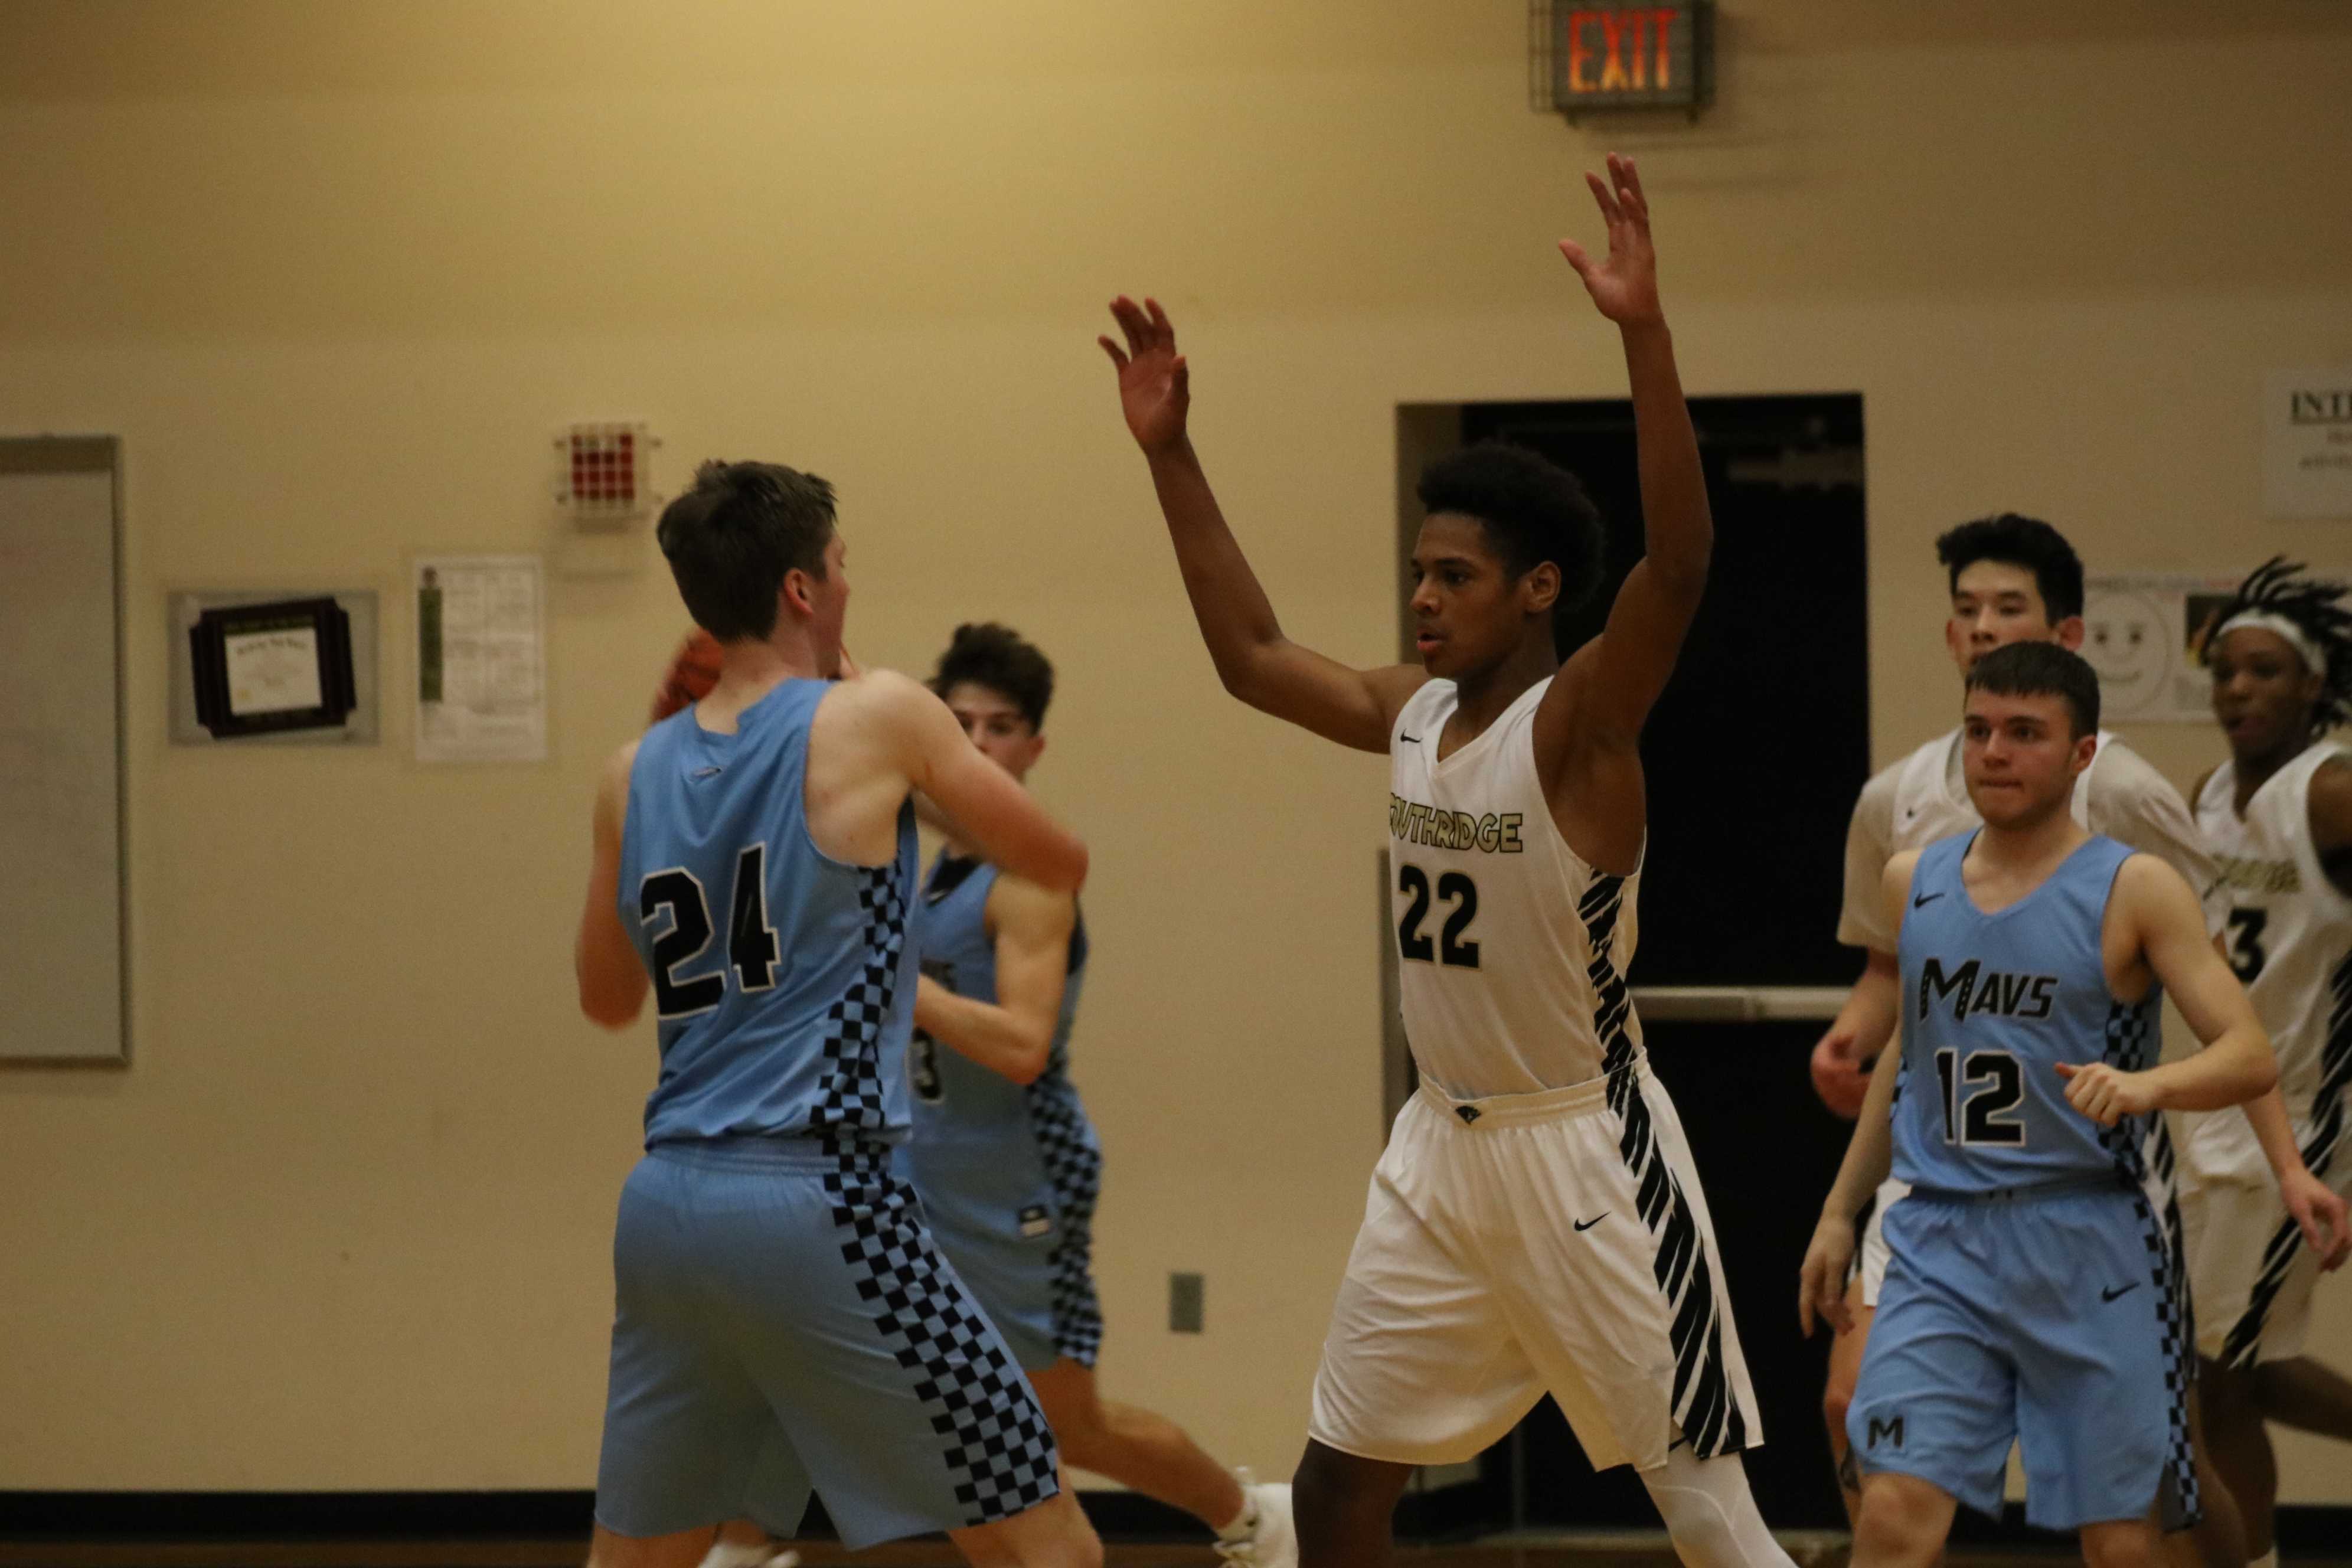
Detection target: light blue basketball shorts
<box><xmin>1847</xmin><ymin>1179</ymin><xmax>2197</xmax><ymax>1533</ymax></box>
<box><xmin>921</xmin><ymin>1196</ymin><xmax>1101</xmax><ymax>1374</ymax></box>
<box><xmin>593</xmin><ymin>1141</ymin><xmax>1060</xmax><ymax>1548</ymax></box>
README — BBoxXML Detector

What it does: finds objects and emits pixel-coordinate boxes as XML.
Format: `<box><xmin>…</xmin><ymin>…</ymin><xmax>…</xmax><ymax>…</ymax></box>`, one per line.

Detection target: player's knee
<box><xmin>1853</xmin><ymin>1485</ymin><xmax>1941</xmax><ymax>1564</ymax></box>
<box><xmin>2077</xmin><ymin>1523</ymin><xmax>2160</xmax><ymax>1568</ymax></box>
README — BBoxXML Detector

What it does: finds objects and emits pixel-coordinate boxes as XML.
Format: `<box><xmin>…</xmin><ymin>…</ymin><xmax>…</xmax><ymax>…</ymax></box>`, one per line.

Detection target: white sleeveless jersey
<box><xmin>1889</xmin><ymin>726</ymin><xmax>2109</xmax><ymax>849</ymax></box>
<box><xmin>1388</xmin><ymin>677</ymin><xmax>1638</xmax><ymax>1099</ymax></box>
<box><xmin>2195</xmin><ymin>743</ymin><xmax>2352</xmax><ymax>1133</ymax></box>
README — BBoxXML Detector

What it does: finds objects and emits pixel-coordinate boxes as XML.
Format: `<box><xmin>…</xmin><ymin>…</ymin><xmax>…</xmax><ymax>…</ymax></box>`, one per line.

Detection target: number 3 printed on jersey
<box><xmin>1397</xmin><ymin>863</ymin><xmax>1480</xmax><ymax>968</ymax></box>
<box><xmin>639</xmin><ymin>845</ymin><xmax>780</xmax><ymax>1018</ymax></box>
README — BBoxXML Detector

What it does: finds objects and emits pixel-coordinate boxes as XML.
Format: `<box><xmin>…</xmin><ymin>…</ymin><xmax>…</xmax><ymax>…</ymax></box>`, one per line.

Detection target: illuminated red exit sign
<box><xmin>1546</xmin><ymin>2</ymin><xmax>1714</xmax><ymax>117</ymax></box>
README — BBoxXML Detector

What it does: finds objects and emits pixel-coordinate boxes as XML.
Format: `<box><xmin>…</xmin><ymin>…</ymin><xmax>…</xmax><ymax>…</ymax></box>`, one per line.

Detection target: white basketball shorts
<box><xmin>2180</xmin><ymin>1111</ymin><xmax>2352</xmax><ymax>1368</ymax></box>
<box><xmin>1854</xmin><ymin>1176</ymin><xmax>1912</xmax><ymax>1309</ymax></box>
<box><xmin>1309</xmin><ymin>1064</ymin><xmax>1762</xmax><ymax>1474</ymax></box>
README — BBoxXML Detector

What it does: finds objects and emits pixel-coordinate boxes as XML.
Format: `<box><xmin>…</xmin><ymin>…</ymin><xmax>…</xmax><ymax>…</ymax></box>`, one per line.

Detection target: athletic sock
<box><xmin>2248</xmin><ymin>1551</ymin><xmax>2278</xmax><ymax>1568</ymax></box>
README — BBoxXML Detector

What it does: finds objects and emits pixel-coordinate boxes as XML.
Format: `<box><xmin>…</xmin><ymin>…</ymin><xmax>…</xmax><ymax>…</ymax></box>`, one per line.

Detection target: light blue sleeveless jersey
<box><xmin>903</xmin><ymin>855</ymin><xmax>1098</xmax><ymax>1246</ymax></box>
<box><xmin>1893</xmin><ymin>833</ymin><xmax>2161</xmax><ymax>1193</ymax></box>
<box><xmin>618</xmin><ymin>679</ymin><xmax>918</xmax><ymax>1149</ymax></box>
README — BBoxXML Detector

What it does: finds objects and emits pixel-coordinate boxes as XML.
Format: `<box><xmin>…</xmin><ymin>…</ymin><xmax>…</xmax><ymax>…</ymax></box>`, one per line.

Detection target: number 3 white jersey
<box><xmin>2194</xmin><ymin>742</ymin><xmax>2352</xmax><ymax>1138</ymax></box>
<box><xmin>1389</xmin><ymin>677</ymin><xmax>1639</xmax><ymax>1100</ymax></box>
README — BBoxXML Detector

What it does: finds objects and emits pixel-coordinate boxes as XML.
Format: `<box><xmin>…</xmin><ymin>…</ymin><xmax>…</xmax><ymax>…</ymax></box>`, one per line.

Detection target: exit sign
<box><xmin>1545</xmin><ymin>3</ymin><xmax>1714</xmax><ymax>117</ymax></box>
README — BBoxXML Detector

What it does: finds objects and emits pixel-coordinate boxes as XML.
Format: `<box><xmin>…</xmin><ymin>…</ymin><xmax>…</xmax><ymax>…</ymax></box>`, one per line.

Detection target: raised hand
<box><xmin>1558</xmin><ymin>152</ymin><xmax>1662</xmax><ymax>328</ymax></box>
<box><xmin>1099</xmin><ymin>295</ymin><xmax>1191</xmax><ymax>455</ymax></box>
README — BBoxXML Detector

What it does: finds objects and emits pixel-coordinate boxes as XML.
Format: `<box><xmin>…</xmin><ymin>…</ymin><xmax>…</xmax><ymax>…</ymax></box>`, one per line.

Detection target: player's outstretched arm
<box><xmin>575</xmin><ymin>741</ymin><xmax>651</xmax><ymax>1029</ymax></box>
<box><xmin>1798</xmin><ymin>853</ymin><xmax>1921</xmax><ymax>1335</ymax></box>
<box><xmin>1541</xmin><ymin>155</ymin><xmax>1711</xmax><ymax>760</ymax></box>
<box><xmin>2057</xmin><ymin>857</ymin><xmax>2276</xmax><ymax>1124</ymax></box>
<box><xmin>879</xmin><ymin>672</ymin><xmax>1089</xmax><ymax>894</ymax></box>
<box><xmin>1099</xmin><ymin>296</ymin><xmax>1424</xmax><ymax>752</ymax></box>
<box><xmin>913</xmin><ymin>877</ymin><xmax>1076</xmax><ymax>1087</ymax></box>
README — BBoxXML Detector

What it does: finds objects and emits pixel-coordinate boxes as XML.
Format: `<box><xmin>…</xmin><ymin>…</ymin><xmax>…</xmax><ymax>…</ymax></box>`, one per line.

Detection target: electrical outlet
<box><xmin>1169</xmin><ymin>1272</ymin><xmax>1205</xmax><ymax>1333</ymax></box>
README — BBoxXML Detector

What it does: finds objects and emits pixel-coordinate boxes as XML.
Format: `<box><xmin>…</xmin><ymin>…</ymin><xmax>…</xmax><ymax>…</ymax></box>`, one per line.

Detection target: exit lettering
<box><xmin>1564</xmin><ymin>8</ymin><xmax>1681</xmax><ymax>94</ymax></box>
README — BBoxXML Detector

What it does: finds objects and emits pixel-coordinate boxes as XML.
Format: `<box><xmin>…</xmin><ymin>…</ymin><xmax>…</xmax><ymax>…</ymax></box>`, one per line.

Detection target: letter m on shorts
<box><xmin>1867</xmin><ymin>1415</ymin><xmax>1905</xmax><ymax>1451</ymax></box>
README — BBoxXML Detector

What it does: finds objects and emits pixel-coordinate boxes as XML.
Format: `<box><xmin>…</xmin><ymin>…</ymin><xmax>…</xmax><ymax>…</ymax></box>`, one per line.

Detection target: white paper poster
<box><xmin>415</xmin><ymin>555</ymin><xmax>547</xmax><ymax>763</ymax></box>
<box><xmin>2080</xmin><ymin>573</ymin><xmax>2242</xmax><ymax>724</ymax></box>
<box><xmin>2265</xmin><ymin>365</ymin><xmax>2352</xmax><ymax>520</ymax></box>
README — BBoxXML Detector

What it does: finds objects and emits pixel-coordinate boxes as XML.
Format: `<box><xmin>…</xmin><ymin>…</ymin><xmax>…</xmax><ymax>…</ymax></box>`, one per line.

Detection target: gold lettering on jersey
<box><xmin>1389</xmin><ymin>794</ymin><xmax>1525</xmax><ymax>854</ymax></box>
<box><xmin>2209</xmin><ymin>854</ymin><xmax>2300</xmax><ymax>895</ymax></box>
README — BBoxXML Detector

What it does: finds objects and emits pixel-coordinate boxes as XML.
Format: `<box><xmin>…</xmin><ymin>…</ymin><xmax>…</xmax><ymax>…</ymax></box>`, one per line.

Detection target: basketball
<box><xmin>648</xmin><ymin>628</ymin><xmax>724</xmax><ymax>723</ymax></box>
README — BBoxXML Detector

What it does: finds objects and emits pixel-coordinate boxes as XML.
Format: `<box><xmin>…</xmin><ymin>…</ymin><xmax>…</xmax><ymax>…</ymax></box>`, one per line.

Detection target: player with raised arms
<box><xmin>2183</xmin><ymin>558</ymin><xmax>2352</xmax><ymax>1568</ymax></box>
<box><xmin>1801</xmin><ymin>641</ymin><xmax>2278</xmax><ymax>1568</ymax></box>
<box><xmin>1102</xmin><ymin>156</ymin><xmax>1796</xmax><ymax>1568</ymax></box>
<box><xmin>573</xmin><ymin>460</ymin><xmax>1100</xmax><ymax>1568</ymax></box>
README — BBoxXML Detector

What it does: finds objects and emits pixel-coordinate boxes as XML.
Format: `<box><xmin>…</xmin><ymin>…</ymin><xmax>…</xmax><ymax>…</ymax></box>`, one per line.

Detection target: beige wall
<box><xmin>2</xmin><ymin>0</ymin><xmax>2349</xmax><ymax>1504</ymax></box>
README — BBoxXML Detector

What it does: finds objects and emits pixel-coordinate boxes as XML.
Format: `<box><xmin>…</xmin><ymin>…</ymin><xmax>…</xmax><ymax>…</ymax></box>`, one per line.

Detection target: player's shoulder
<box><xmin>831</xmin><ymin>666</ymin><xmax>930</xmax><ymax>715</ymax></box>
<box><xmin>1850</xmin><ymin>730</ymin><xmax>1945</xmax><ymax>821</ymax></box>
<box><xmin>818</xmin><ymin>668</ymin><xmax>948</xmax><ymax>749</ymax></box>
<box><xmin>601</xmin><ymin>736</ymin><xmax>642</xmax><ymax>791</ymax></box>
<box><xmin>594</xmin><ymin>736</ymin><xmax>642</xmax><ymax>825</ymax></box>
<box><xmin>2109</xmin><ymin>847</ymin><xmax>2197</xmax><ymax>913</ymax></box>
<box><xmin>2085</xmin><ymin>731</ymin><xmax>2164</xmax><ymax>786</ymax></box>
<box><xmin>1388</xmin><ymin>673</ymin><xmax>1451</xmax><ymax>740</ymax></box>
<box><xmin>2303</xmin><ymin>746</ymin><xmax>2352</xmax><ymax>831</ymax></box>
<box><xmin>1882</xmin><ymin>845</ymin><xmax>1926</xmax><ymax>900</ymax></box>
<box><xmin>2085</xmin><ymin>733</ymin><xmax>2190</xmax><ymax>809</ymax></box>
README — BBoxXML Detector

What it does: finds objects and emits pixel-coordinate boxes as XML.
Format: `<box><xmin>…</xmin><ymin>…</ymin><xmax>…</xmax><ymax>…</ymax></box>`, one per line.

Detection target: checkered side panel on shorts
<box><xmin>2222</xmin><ymin>946</ymin><xmax>2352</xmax><ymax>1368</ymax></box>
<box><xmin>826</xmin><ymin>1153</ymin><xmax>1060</xmax><ymax>1524</ymax></box>
<box><xmin>1582</xmin><ymin>874</ymin><xmax>1753</xmax><ymax>1459</ymax></box>
<box><xmin>1025</xmin><ymin>1076</ymin><xmax>1105</xmax><ymax>1366</ymax></box>
<box><xmin>2102</xmin><ymin>998</ymin><xmax>2201</xmax><ymax>1533</ymax></box>
<box><xmin>808</xmin><ymin>865</ymin><xmax>908</xmax><ymax>1144</ymax></box>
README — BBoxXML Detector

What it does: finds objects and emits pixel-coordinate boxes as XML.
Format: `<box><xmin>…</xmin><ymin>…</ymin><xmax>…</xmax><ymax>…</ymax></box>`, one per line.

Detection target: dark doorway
<box><xmin>1392</xmin><ymin>394</ymin><xmax>1868</xmax><ymax>1533</ymax></box>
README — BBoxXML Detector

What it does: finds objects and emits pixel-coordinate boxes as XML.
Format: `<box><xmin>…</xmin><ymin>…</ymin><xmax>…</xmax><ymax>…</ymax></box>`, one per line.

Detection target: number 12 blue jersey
<box><xmin>1893</xmin><ymin>832</ymin><xmax>2161</xmax><ymax>1193</ymax></box>
<box><xmin>618</xmin><ymin>679</ymin><xmax>919</xmax><ymax>1150</ymax></box>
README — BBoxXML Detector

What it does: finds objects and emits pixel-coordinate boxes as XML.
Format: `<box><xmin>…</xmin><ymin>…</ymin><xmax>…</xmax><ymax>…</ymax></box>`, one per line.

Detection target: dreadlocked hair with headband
<box><xmin>2207</xmin><ymin>556</ymin><xmax>2352</xmax><ymax>732</ymax></box>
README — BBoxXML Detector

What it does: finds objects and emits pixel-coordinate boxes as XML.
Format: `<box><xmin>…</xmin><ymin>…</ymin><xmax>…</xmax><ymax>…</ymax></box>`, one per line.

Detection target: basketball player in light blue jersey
<box><xmin>1801</xmin><ymin>642</ymin><xmax>2278</xmax><ymax>1568</ymax></box>
<box><xmin>902</xmin><ymin>622</ymin><xmax>1295</xmax><ymax>1565</ymax></box>
<box><xmin>571</xmin><ymin>462</ymin><xmax>1100</xmax><ymax>1568</ymax></box>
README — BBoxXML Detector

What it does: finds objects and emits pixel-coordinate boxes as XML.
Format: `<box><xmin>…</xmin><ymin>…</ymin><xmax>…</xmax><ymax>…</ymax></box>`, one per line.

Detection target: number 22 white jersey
<box><xmin>1389</xmin><ymin>677</ymin><xmax>1641</xmax><ymax>1100</ymax></box>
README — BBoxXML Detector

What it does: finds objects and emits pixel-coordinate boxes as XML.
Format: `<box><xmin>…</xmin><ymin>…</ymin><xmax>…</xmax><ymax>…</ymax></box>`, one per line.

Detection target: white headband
<box><xmin>2215</xmin><ymin>610</ymin><xmax>2328</xmax><ymax>674</ymax></box>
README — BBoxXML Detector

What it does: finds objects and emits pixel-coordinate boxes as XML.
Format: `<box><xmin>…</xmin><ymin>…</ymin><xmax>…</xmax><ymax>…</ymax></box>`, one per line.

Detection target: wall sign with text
<box><xmin>2265</xmin><ymin>365</ymin><xmax>2352</xmax><ymax>520</ymax></box>
<box><xmin>1541</xmin><ymin>3</ymin><xmax>1715</xmax><ymax>118</ymax></box>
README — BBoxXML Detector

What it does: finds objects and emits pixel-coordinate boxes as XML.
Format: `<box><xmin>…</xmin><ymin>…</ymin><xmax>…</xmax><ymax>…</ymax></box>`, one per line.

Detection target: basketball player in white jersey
<box><xmin>2182</xmin><ymin>558</ymin><xmax>2352</xmax><ymax>1568</ymax></box>
<box><xmin>1101</xmin><ymin>156</ymin><xmax>1794</xmax><ymax>1568</ymax></box>
<box><xmin>1806</xmin><ymin>515</ymin><xmax>2219</xmax><ymax>1537</ymax></box>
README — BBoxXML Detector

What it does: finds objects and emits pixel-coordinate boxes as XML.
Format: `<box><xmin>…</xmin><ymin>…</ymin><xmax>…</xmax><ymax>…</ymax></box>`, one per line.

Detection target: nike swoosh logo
<box><xmin>1912</xmin><ymin>892</ymin><xmax>1945</xmax><ymax>908</ymax></box>
<box><xmin>1400</xmin><ymin>733</ymin><xmax>1423</xmax><ymax>743</ymax></box>
<box><xmin>2101</xmin><ymin>1282</ymin><xmax>2141</xmax><ymax>1304</ymax></box>
<box><xmin>1574</xmin><ymin>1213</ymin><xmax>1610</xmax><ymax>1232</ymax></box>
<box><xmin>689</xmin><ymin>766</ymin><xmax>723</xmax><ymax>779</ymax></box>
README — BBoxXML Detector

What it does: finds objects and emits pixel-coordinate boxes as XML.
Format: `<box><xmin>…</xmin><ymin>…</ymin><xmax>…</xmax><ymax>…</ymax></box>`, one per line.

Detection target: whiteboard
<box><xmin>0</xmin><ymin>439</ymin><xmax>126</xmax><ymax>1063</ymax></box>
